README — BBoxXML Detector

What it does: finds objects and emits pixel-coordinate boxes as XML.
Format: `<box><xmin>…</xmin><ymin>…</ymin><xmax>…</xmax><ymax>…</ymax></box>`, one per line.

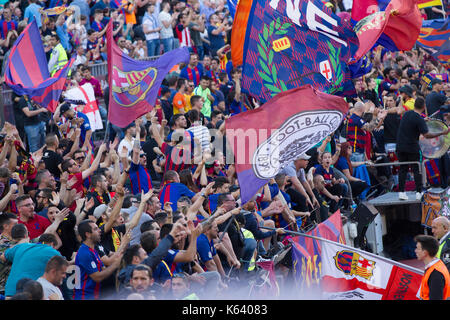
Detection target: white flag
<box><xmin>320</xmin><ymin>240</ymin><xmax>423</xmax><ymax>300</ymax></box>
<box><xmin>64</xmin><ymin>83</ymin><xmax>103</xmax><ymax>131</ymax></box>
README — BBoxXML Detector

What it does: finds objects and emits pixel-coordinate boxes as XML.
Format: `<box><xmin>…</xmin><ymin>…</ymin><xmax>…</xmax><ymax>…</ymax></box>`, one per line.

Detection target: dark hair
<box><xmin>176</xmin><ymin>77</ymin><xmax>187</xmax><ymax>90</ymax></box>
<box><xmin>77</xmin><ymin>219</ymin><xmax>95</xmax><ymax>242</ymax></box>
<box><xmin>123</xmin><ymin>194</ymin><xmax>137</xmax><ymax>209</ymax></box>
<box><xmin>414</xmin><ymin>96</ymin><xmax>425</xmax><ymax>110</ymax></box>
<box><xmin>123</xmin><ymin>244</ymin><xmax>143</xmax><ymax>266</ymax></box>
<box><xmin>140</xmin><ymin>230</ymin><xmax>158</xmax><ymax>254</ymax></box>
<box><xmin>274</xmin><ymin>173</ymin><xmax>287</xmax><ymax>188</ymax></box>
<box><xmin>22</xmin><ymin>280</ymin><xmax>43</xmax><ymax>300</ymax></box>
<box><xmin>187</xmin><ymin>109</ymin><xmax>200</xmax><ymax>123</ymax></box>
<box><xmin>11</xmin><ymin>223</ymin><xmax>28</xmax><ymax>241</ymax></box>
<box><xmin>179</xmin><ymin>169</ymin><xmax>199</xmax><ymax>192</ymax></box>
<box><xmin>140</xmin><ymin>220</ymin><xmax>158</xmax><ymax>233</ymax></box>
<box><xmin>213</xmin><ymin>176</ymin><xmax>228</xmax><ymax>191</ymax></box>
<box><xmin>15</xmin><ymin>194</ymin><xmax>32</xmax><ymax>208</ymax></box>
<box><xmin>210</xmin><ymin>110</ymin><xmax>222</xmax><ymax>120</ymax></box>
<box><xmin>91</xmin><ymin>174</ymin><xmax>105</xmax><ymax>188</ymax></box>
<box><xmin>61</xmin><ymin>158</ymin><xmax>74</xmax><ymax>172</ymax></box>
<box><xmin>16</xmin><ymin>277</ymin><xmax>33</xmax><ymax>293</ymax></box>
<box><xmin>159</xmin><ymin>223</ymin><xmax>173</xmax><ymax>240</ymax></box>
<box><xmin>45</xmin><ymin>255</ymin><xmax>68</xmax><ymax>273</ymax></box>
<box><xmin>131</xmin><ymin>264</ymin><xmax>152</xmax><ymax>279</ymax></box>
<box><xmin>201</xmin><ymin>75</ymin><xmax>211</xmax><ymax>82</ymax></box>
<box><xmin>177</xmin><ymin>196</ymin><xmax>192</xmax><ymax>205</ymax></box>
<box><xmin>36</xmin><ymin>188</ymin><xmax>52</xmax><ymax>200</ymax></box>
<box><xmin>39</xmin><ymin>233</ymin><xmax>58</xmax><ymax>247</ymax></box>
<box><xmin>154</xmin><ymin>211</ymin><xmax>168</xmax><ymax>226</ymax></box>
<box><xmin>190</xmin><ymin>95</ymin><xmax>202</xmax><ymax>107</ymax></box>
<box><xmin>414</xmin><ymin>234</ymin><xmax>439</xmax><ymax>257</ymax></box>
<box><xmin>0</xmin><ymin>212</ymin><xmax>18</xmax><ymax>231</ymax></box>
<box><xmin>217</xmin><ymin>192</ymin><xmax>232</xmax><ymax>206</ymax></box>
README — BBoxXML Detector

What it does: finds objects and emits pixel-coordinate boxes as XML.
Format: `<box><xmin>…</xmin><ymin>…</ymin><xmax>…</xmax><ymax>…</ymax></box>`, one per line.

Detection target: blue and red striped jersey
<box><xmin>129</xmin><ymin>162</ymin><xmax>153</xmax><ymax>195</ymax></box>
<box><xmin>159</xmin><ymin>182</ymin><xmax>196</xmax><ymax>211</ymax></box>
<box><xmin>73</xmin><ymin>244</ymin><xmax>104</xmax><ymax>300</ymax></box>
<box><xmin>0</xmin><ymin>19</ymin><xmax>17</xmax><ymax>39</ymax></box>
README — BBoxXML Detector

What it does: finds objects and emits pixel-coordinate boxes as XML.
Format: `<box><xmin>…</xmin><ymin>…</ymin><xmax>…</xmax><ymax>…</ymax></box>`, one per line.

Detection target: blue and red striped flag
<box><xmin>106</xmin><ymin>21</ymin><xmax>190</xmax><ymax>128</ymax></box>
<box><xmin>416</xmin><ymin>18</ymin><xmax>450</xmax><ymax>71</ymax></box>
<box><xmin>4</xmin><ymin>20</ymin><xmax>74</xmax><ymax>112</ymax></box>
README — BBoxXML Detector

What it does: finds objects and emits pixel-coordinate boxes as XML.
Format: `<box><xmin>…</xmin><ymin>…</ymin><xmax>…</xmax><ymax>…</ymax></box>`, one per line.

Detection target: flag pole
<box><xmin>260</xmin><ymin>226</ymin><xmax>424</xmax><ymax>274</ymax></box>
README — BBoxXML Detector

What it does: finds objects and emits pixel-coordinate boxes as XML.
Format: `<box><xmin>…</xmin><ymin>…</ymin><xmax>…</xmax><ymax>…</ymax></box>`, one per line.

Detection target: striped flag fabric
<box><xmin>4</xmin><ymin>20</ymin><xmax>74</xmax><ymax>112</ymax></box>
<box><xmin>416</xmin><ymin>18</ymin><xmax>450</xmax><ymax>70</ymax></box>
<box><xmin>106</xmin><ymin>21</ymin><xmax>190</xmax><ymax>128</ymax></box>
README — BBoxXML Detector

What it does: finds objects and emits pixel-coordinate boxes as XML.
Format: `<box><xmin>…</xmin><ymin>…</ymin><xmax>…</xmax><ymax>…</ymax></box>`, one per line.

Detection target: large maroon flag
<box><xmin>106</xmin><ymin>21</ymin><xmax>189</xmax><ymax>127</ymax></box>
<box><xmin>225</xmin><ymin>84</ymin><xmax>348</xmax><ymax>204</ymax></box>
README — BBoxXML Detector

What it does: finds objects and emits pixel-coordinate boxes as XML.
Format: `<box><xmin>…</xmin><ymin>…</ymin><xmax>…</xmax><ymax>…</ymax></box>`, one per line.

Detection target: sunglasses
<box><xmin>75</xmin><ymin>157</ymin><xmax>85</xmax><ymax>161</ymax></box>
<box><xmin>139</xmin><ymin>154</ymin><xmax>146</xmax><ymax>158</ymax></box>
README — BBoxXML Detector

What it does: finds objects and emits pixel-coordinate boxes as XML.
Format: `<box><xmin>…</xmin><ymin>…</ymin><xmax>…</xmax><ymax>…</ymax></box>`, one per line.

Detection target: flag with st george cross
<box><xmin>232</xmin><ymin>0</ymin><xmax>359</xmax><ymax>104</ymax></box>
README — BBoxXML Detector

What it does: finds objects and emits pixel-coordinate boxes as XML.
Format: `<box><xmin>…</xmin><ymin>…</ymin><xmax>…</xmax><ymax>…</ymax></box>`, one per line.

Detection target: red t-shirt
<box><xmin>69</xmin><ymin>172</ymin><xmax>86</xmax><ymax>211</ymax></box>
<box><xmin>18</xmin><ymin>214</ymin><xmax>51</xmax><ymax>240</ymax></box>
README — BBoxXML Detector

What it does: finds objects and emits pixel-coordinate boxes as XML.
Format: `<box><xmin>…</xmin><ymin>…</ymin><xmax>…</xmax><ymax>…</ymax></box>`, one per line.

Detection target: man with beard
<box><xmin>121</xmin><ymin>264</ymin><xmax>158</xmax><ymax>300</ymax></box>
<box><xmin>73</xmin><ymin>219</ymin><xmax>125</xmax><ymax>300</ymax></box>
<box><xmin>380</xmin><ymin>67</ymin><xmax>401</xmax><ymax>97</ymax></box>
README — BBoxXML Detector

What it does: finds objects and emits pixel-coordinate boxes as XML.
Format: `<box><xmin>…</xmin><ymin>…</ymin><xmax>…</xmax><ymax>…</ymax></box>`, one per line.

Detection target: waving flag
<box><xmin>416</xmin><ymin>18</ymin><xmax>450</xmax><ymax>70</ymax></box>
<box><xmin>237</xmin><ymin>0</ymin><xmax>359</xmax><ymax>104</ymax></box>
<box><xmin>4</xmin><ymin>20</ymin><xmax>74</xmax><ymax>112</ymax></box>
<box><xmin>351</xmin><ymin>0</ymin><xmax>390</xmax><ymax>21</ymax></box>
<box><xmin>351</xmin><ymin>0</ymin><xmax>422</xmax><ymax>61</ymax></box>
<box><xmin>291</xmin><ymin>211</ymin><xmax>345</xmax><ymax>291</ymax></box>
<box><xmin>320</xmin><ymin>240</ymin><xmax>423</xmax><ymax>300</ymax></box>
<box><xmin>227</xmin><ymin>0</ymin><xmax>239</xmax><ymax>19</ymax></box>
<box><xmin>417</xmin><ymin>0</ymin><xmax>443</xmax><ymax>8</ymax></box>
<box><xmin>225</xmin><ymin>85</ymin><xmax>348</xmax><ymax>204</ymax></box>
<box><xmin>107</xmin><ymin>21</ymin><xmax>190</xmax><ymax>128</ymax></box>
<box><xmin>64</xmin><ymin>83</ymin><xmax>103</xmax><ymax>131</ymax></box>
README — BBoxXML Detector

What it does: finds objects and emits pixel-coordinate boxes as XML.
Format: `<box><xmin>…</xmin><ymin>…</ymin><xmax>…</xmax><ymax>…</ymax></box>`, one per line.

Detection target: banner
<box><xmin>352</xmin><ymin>0</ymin><xmax>422</xmax><ymax>61</ymax></box>
<box><xmin>225</xmin><ymin>85</ymin><xmax>348</xmax><ymax>204</ymax></box>
<box><xmin>320</xmin><ymin>240</ymin><xmax>423</xmax><ymax>300</ymax></box>
<box><xmin>238</xmin><ymin>0</ymin><xmax>359</xmax><ymax>103</ymax></box>
<box><xmin>351</xmin><ymin>0</ymin><xmax>390</xmax><ymax>22</ymax></box>
<box><xmin>418</xmin><ymin>0</ymin><xmax>443</xmax><ymax>8</ymax></box>
<box><xmin>63</xmin><ymin>83</ymin><xmax>103</xmax><ymax>131</ymax></box>
<box><xmin>4</xmin><ymin>20</ymin><xmax>75</xmax><ymax>112</ymax></box>
<box><xmin>291</xmin><ymin>211</ymin><xmax>345</xmax><ymax>290</ymax></box>
<box><xmin>416</xmin><ymin>18</ymin><xmax>450</xmax><ymax>71</ymax></box>
<box><xmin>106</xmin><ymin>21</ymin><xmax>190</xmax><ymax>128</ymax></box>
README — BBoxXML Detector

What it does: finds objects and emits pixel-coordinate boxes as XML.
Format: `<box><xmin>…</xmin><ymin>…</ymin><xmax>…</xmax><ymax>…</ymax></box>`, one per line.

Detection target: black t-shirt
<box><xmin>99</xmin><ymin>224</ymin><xmax>127</xmax><ymax>256</ymax></box>
<box><xmin>426</xmin><ymin>91</ymin><xmax>447</xmax><ymax>116</ymax></box>
<box><xmin>396</xmin><ymin>110</ymin><xmax>428</xmax><ymax>153</ymax></box>
<box><xmin>57</xmin><ymin>211</ymin><xmax>79</xmax><ymax>260</ymax></box>
<box><xmin>18</xmin><ymin>96</ymin><xmax>41</xmax><ymax>126</ymax></box>
<box><xmin>42</xmin><ymin>149</ymin><xmax>63</xmax><ymax>178</ymax></box>
<box><xmin>383</xmin><ymin>113</ymin><xmax>401</xmax><ymax>144</ymax></box>
<box><xmin>142</xmin><ymin>138</ymin><xmax>159</xmax><ymax>181</ymax></box>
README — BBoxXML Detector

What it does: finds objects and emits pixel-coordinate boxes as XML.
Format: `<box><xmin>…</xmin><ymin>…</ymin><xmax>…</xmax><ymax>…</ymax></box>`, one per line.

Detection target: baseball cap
<box><xmin>93</xmin><ymin>204</ymin><xmax>108</xmax><ymax>219</ymax></box>
<box><xmin>60</xmin><ymin>102</ymin><xmax>71</xmax><ymax>114</ymax></box>
<box><xmin>297</xmin><ymin>153</ymin><xmax>311</xmax><ymax>160</ymax></box>
<box><xmin>399</xmin><ymin>85</ymin><xmax>413</xmax><ymax>96</ymax></box>
<box><xmin>407</xmin><ymin>69</ymin><xmax>419</xmax><ymax>77</ymax></box>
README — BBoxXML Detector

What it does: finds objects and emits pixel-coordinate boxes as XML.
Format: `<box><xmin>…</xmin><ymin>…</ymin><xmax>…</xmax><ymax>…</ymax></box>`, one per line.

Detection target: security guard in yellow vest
<box><xmin>48</xmin><ymin>32</ymin><xmax>68</xmax><ymax>76</ymax></box>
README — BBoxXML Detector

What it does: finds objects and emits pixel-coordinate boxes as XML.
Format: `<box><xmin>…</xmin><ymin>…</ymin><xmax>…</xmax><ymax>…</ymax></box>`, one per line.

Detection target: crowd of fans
<box><xmin>0</xmin><ymin>0</ymin><xmax>448</xmax><ymax>300</ymax></box>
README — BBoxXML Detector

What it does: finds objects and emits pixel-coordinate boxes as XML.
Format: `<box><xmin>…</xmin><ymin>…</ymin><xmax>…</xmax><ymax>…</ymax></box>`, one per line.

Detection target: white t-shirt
<box><xmin>143</xmin><ymin>15</ymin><xmax>160</xmax><ymax>41</ymax></box>
<box><xmin>37</xmin><ymin>277</ymin><xmax>64</xmax><ymax>300</ymax></box>
<box><xmin>118</xmin><ymin>137</ymin><xmax>135</xmax><ymax>158</ymax></box>
<box><xmin>158</xmin><ymin>11</ymin><xmax>174</xmax><ymax>39</ymax></box>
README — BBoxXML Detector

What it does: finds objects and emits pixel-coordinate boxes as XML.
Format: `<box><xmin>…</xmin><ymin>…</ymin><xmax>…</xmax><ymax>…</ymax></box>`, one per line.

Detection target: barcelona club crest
<box><xmin>334</xmin><ymin>250</ymin><xmax>375</xmax><ymax>280</ymax></box>
<box><xmin>111</xmin><ymin>66</ymin><xmax>157</xmax><ymax>107</ymax></box>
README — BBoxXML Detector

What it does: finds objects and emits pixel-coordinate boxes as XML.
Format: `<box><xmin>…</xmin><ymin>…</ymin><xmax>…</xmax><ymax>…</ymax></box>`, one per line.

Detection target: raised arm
<box><xmin>82</xmin><ymin>143</ymin><xmax>107</xmax><ymax>180</ymax></box>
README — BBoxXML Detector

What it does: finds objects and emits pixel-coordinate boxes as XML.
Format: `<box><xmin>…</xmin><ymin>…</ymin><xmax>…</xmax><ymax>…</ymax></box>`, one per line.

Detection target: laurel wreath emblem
<box><xmin>257</xmin><ymin>18</ymin><xmax>292</xmax><ymax>97</ymax></box>
<box><xmin>326</xmin><ymin>41</ymin><xmax>344</xmax><ymax>94</ymax></box>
